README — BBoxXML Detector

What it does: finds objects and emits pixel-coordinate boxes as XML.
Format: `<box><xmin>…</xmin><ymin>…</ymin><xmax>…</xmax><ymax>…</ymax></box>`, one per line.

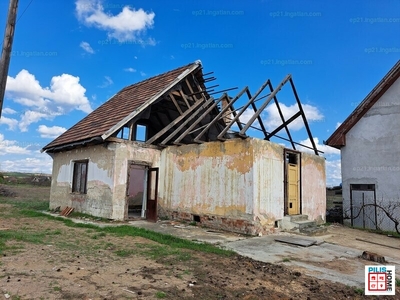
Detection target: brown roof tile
<box><xmin>43</xmin><ymin>62</ymin><xmax>200</xmax><ymax>151</ymax></box>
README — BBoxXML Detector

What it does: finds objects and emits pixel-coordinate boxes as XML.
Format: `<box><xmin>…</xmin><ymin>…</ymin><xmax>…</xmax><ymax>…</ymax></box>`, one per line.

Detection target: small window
<box><xmin>135</xmin><ymin>124</ymin><xmax>147</xmax><ymax>142</ymax></box>
<box><xmin>72</xmin><ymin>160</ymin><xmax>88</xmax><ymax>194</ymax></box>
<box><xmin>115</xmin><ymin>125</ymin><xmax>130</xmax><ymax>140</ymax></box>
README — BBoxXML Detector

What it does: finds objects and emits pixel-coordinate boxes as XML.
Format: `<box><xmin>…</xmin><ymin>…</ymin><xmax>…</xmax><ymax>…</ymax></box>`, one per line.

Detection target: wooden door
<box><xmin>146</xmin><ymin>168</ymin><xmax>158</xmax><ymax>222</ymax></box>
<box><xmin>287</xmin><ymin>163</ymin><xmax>300</xmax><ymax>215</ymax></box>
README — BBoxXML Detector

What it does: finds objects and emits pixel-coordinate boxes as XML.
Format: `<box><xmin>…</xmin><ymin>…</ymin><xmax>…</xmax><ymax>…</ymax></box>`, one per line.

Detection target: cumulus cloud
<box><xmin>264</xmin><ymin>103</ymin><xmax>324</xmax><ymax>131</ymax></box>
<box><xmin>37</xmin><ymin>125</ymin><xmax>67</xmax><ymax>138</ymax></box>
<box><xmin>326</xmin><ymin>159</ymin><xmax>342</xmax><ymax>187</ymax></box>
<box><xmin>80</xmin><ymin>41</ymin><xmax>95</xmax><ymax>53</ymax></box>
<box><xmin>297</xmin><ymin>137</ymin><xmax>340</xmax><ymax>156</ymax></box>
<box><xmin>5</xmin><ymin>69</ymin><xmax>92</xmax><ymax>131</ymax></box>
<box><xmin>2</xmin><ymin>107</ymin><xmax>16</xmax><ymax>114</ymax></box>
<box><xmin>0</xmin><ymin>116</ymin><xmax>18</xmax><ymax>130</ymax></box>
<box><xmin>335</xmin><ymin>122</ymin><xmax>342</xmax><ymax>129</ymax></box>
<box><xmin>75</xmin><ymin>0</ymin><xmax>155</xmax><ymax>43</ymax></box>
<box><xmin>0</xmin><ymin>134</ymin><xmax>31</xmax><ymax>155</ymax></box>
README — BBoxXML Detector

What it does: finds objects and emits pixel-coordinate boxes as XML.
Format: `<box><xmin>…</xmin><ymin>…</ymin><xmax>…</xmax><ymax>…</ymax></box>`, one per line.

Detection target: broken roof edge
<box><xmin>325</xmin><ymin>59</ymin><xmax>400</xmax><ymax>149</ymax></box>
<box><xmin>100</xmin><ymin>60</ymin><xmax>202</xmax><ymax>141</ymax></box>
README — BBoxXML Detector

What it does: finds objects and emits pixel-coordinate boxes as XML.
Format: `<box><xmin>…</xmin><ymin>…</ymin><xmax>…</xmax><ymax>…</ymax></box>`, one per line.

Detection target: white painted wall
<box><xmin>341</xmin><ymin>77</ymin><xmax>400</xmax><ymax>231</ymax></box>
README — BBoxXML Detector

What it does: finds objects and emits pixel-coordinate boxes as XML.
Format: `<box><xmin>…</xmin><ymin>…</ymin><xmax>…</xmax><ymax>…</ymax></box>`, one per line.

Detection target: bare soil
<box><xmin>1</xmin><ymin>185</ymin><xmax>399</xmax><ymax>299</ymax></box>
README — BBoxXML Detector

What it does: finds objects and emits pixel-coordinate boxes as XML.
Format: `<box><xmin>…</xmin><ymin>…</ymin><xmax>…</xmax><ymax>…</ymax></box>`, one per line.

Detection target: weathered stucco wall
<box><xmin>49</xmin><ymin>140</ymin><xmax>161</xmax><ymax>220</ymax></box>
<box><xmin>252</xmin><ymin>139</ymin><xmax>284</xmax><ymax>226</ymax></box>
<box><xmin>301</xmin><ymin>152</ymin><xmax>326</xmax><ymax>224</ymax></box>
<box><xmin>158</xmin><ymin>139</ymin><xmax>254</xmax><ymax>226</ymax></box>
<box><xmin>49</xmin><ymin>144</ymin><xmax>116</xmax><ymax>218</ymax></box>
<box><xmin>341</xmin><ymin>77</ymin><xmax>400</xmax><ymax>231</ymax></box>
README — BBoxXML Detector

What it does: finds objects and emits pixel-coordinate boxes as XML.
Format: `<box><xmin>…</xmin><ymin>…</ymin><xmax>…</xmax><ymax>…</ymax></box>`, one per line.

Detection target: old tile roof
<box><xmin>42</xmin><ymin>61</ymin><xmax>201</xmax><ymax>152</ymax></box>
<box><xmin>326</xmin><ymin>60</ymin><xmax>400</xmax><ymax>149</ymax></box>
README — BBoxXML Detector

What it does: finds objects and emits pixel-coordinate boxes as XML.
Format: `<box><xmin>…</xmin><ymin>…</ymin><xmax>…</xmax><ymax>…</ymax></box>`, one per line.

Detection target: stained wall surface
<box><xmin>341</xmin><ymin>77</ymin><xmax>400</xmax><ymax>231</ymax></box>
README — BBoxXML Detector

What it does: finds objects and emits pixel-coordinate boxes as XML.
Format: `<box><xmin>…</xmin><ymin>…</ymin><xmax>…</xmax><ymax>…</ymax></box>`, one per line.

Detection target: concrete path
<box><xmin>50</xmin><ymin>213</ymin><xmax>400</xmax><ymax>288</ymax></box>
<box><xmin>128</xmin><ymin>220</ymin><xmax>400</xmax><ymax>288</ymax></box>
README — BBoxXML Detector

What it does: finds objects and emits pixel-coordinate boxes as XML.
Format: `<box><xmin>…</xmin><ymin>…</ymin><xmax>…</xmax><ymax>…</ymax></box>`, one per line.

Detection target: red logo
<box><xmin>368</xmin><ymin>273</ymin><xmax>387</xmax><ymax>291</ymax></box>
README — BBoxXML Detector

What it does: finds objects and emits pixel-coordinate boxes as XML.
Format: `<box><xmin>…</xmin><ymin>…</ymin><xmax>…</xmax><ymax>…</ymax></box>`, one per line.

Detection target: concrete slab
<box><xmin>274</xmin><ymin>236</ymin><xmax>317</xmax><ymax>247</ymax></box>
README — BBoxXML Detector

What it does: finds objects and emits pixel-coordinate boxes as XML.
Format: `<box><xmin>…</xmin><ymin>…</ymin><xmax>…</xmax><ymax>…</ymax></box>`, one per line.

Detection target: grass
<box><xmin>282</xmin><ymin>258</ymin><xmax>291</xmax><ymax>262</ymax></box>
<box><xmin>0</xmin><ymin>198</ymin><xmax>235</xmax><ymax>258</ymax></box>
<box><xmin>354</xmin><ymin>287</ymin><xmax>364</xmax><ymax>295</ymax></box>
<box><xmin>396</xmin><ymin>278</ymin><xmax>400</xmax><ymax>287</ymax></box>
<box><xmin>155</xmin><ymin>291</ymin><xmax>166</xmax><ymax>298</ymax></box>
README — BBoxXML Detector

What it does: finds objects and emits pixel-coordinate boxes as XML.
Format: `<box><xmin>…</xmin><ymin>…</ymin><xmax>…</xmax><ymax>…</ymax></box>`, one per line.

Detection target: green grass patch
<box><xmin>396</xmin><ymin>278</ymin><xmax>400</xmax><ymax>287</ymax></box>
<box><xmin>155</xmin><ymin>291</ymin><xmax>166</xmax><ymax>298</ymax></box>
<box><xmin>354</xmin><ymin>287</ymin><xmax>364</xmax><ymax>295</ymax></box>
<box><xmin>1</xmin><ymin>199</ymin><xmax>235</xmax><ymax>257</ymax></box>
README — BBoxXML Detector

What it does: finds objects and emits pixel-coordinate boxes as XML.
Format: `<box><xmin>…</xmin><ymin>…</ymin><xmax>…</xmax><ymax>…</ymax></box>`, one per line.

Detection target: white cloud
<box><xmin>326</xmin><ymin>159</ymin><xmax>342</xmax><ymax>187</ymax></box>
<box><xmin>335</xmin><ymin>122</ymin><xmax>342</xmax><ymax>129</ymax></box>
<box><xmin>98</xmin><ymin>76</ymin><xmax>113</xmax><ymax>88</ymax></box>
<box><xmin>37</xmin><ymin>125</ymin><xmax>67</xmax><ymax>138</ymax></box>
<box><xmin>0</xmin><ymin>156</ymin><xmax>52</xmax><ymax>174</ymax></box>
<box><xmin>2</xmin><ymin>107</ymin><xmax>16</xmax><ymax>114</ymax></box>
<box><xmin>80</xmin><ymin>41</ymin><xmax>95</xmax><ymax>54</ymax></box>
<box><xmin>0</xmin><ymin>134</ymin><xmax>31</xmax><ymax>155</ymax></box>
<box><xmin>5</xmin><ymin>69</ymin><xmax>92</xmax><ymax>131</ymax></box>
<box><xmin>264</xmin><ymin>103</ymin><xmax>324</xmax><ymax>131</ymax></box>
<box><xmin>297</xmin><ymin>137</ymin><xmax>340</xmax><ymax>156</ymax></box>
<box><xmin>124</xmin><ymin>67</ymin><xmax>136</xmax><ymax>72</ymax></box>
<box><xmin>296</xmin><ymin>137</ymin><xmax>342</xmax><ymax>187</ymax></box>
<box><xmin>140</xmin><ymin>71</ymin><xmax>146</xmax><ymax>77</ymax></box>
<box><xmin>75</xmin><ymin>0</ymin><xmax>155</xmax><ymax>43</ymax></box>
<box><xmin>0</xmin><ymin>116</ymin><xmax>18</xmax><ymax>130</ymax></box>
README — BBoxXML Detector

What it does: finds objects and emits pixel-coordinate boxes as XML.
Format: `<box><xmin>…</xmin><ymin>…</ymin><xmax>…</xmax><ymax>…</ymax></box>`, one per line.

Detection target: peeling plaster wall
<box><xmin>301</xmin><ymin>152</ymin><xmax>326</xmax><ymax>224</ymax></box>
<box><xmin>341</xmin><ymin>77</ymin><xmax>400</xmax><ymax>231</ymax></box>
<box><xmin>252</xmin><ymin>139</ymin><xmax>284</xmax><ymax>225</ymax></box>
<box><xmin>159</xmin><ymin>139</ymin><xmax>254</xmax><ymax>222</ymax></box>
<box><xmin>49</xmin><ymin>144</ymin><xmax>116</xmax><ymax>219</ymax></box>
<box><xmin>112</xmin><ymin>141</ymin><xmax>161</xmax><ymax>220</ymax></box>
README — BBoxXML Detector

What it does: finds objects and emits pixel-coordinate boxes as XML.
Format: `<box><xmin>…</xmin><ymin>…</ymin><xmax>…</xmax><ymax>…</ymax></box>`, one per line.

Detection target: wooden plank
<box><xmin>145</xmin><ymin>97</ymin><xmax>206</xmax><ymax>144</ymax></box>
<box><xmin>173</xmin><ymin>95</ymin><xmax>224</xmax><ymax>144</ymax></box>
<box><xmin>274</xmin><ymin>236</ymin><xmax>317</xmax><ymax>247</ymax></box>
<box><xmin>160</xmin><ymin>97</ymin><xmax>215</xmax><ymax>145</ymax></box>
<box><xmin>169</xmin><ymin>93</ymin><xmax>183</xmax><ymax>115</ymax></box>
<box><xmin>179</xmin><ymin>88</ymin><xmax>191</xmax><ymax>108</ymax></box>
<box><xmin>217</xmin><ymin>79</ymin><xmax>273</xmax><ymax>140</ymax></box>
<box><xmin>193</xmin><ymin>87</ymin><xmax>248</xmax><ymax>143</ymax></box>
<box><xmin>238</xmin><ymin>75</ymin><xmax>291</xmax><ymax>137</ymax></box>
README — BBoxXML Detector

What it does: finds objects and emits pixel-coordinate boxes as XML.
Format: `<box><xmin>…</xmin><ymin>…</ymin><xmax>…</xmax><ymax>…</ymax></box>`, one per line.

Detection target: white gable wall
<box><xmin>341</xmin><ymin>77</ymin><xmax>400</xmax><ymax>231</ymax></box>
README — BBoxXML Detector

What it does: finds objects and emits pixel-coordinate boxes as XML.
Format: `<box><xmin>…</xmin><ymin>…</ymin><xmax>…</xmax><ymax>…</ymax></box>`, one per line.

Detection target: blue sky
<box><xmin>0</xmin><ymin>0</ymin><xmax>399</xmax><ymax>186</ymax></box>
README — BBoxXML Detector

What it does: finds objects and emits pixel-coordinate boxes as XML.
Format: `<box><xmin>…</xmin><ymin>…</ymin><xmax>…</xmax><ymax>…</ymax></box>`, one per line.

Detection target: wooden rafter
<box><xmin>160</xmin><ymin>97</ymin><xmax>215</xmax><ymax>146</ymax></box>
<box><xmin>238</xmin><ymin>75</ymin><xmax>291</xmax><ymax>137</ymax></box>
<box><xmin>267</xmin><ymin>80</ymin><xmax>296</xmax><ymax>149</ymax></box>
<box><xmin>145</xmin><ymin>97</ymin><xmax>207</xmax><ymax>145</ymax></box>
<box><xmin>217</xmin><ymin>79</ymin><xmax>272</xmax><ymax>140</ymax></box>
<box><xmin>173</xmin><ymin>94</ymin><xmax>226</xmax><ymax>144</ymax></box>
<box><xmin>168</xmin><ymin>93</ymin><xmax>183</xmax><ymax>115</ymax></box>
<box><xmin>193</xmin><ymin>86</ymin><xmax>248</xmax><ymax>143</ymax></box>
<box><xmin>245</xmin><ymin>89</ymin><xmax>269</xmax><ymax>139</ymax></box>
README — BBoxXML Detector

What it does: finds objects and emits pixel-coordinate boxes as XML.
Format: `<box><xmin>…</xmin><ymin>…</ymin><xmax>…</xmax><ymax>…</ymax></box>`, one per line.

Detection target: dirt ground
<box><xmin>1</xmin><ymin>185</ymin><xmax>399</xmax><ymax>299</ymax></box>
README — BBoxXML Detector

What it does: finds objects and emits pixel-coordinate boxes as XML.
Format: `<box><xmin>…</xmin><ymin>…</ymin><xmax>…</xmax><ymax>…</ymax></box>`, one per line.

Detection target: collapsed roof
<box><xmin>42</xmin><ymin>60</ymin><xmax>319</xmax><ymax>155</ymax></box>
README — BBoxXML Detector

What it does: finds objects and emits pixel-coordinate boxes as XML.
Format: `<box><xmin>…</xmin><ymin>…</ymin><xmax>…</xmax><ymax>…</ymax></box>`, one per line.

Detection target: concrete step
<box><xmin>288</xmin><ymin>214</ymin><xmax>309</xmax><ymax>222</ymax></box>
<box><xmin>292</xmin><ymin>220</ymin><xmax>316</xmax><ymax>229</ymax></box>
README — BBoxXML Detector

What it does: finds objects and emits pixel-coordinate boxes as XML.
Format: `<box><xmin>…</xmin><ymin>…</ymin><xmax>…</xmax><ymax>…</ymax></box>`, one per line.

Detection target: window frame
<box><xmin>72</xmin><ymin>160</ymin><xmax>88</xmax><ymax>194</ymax></box>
